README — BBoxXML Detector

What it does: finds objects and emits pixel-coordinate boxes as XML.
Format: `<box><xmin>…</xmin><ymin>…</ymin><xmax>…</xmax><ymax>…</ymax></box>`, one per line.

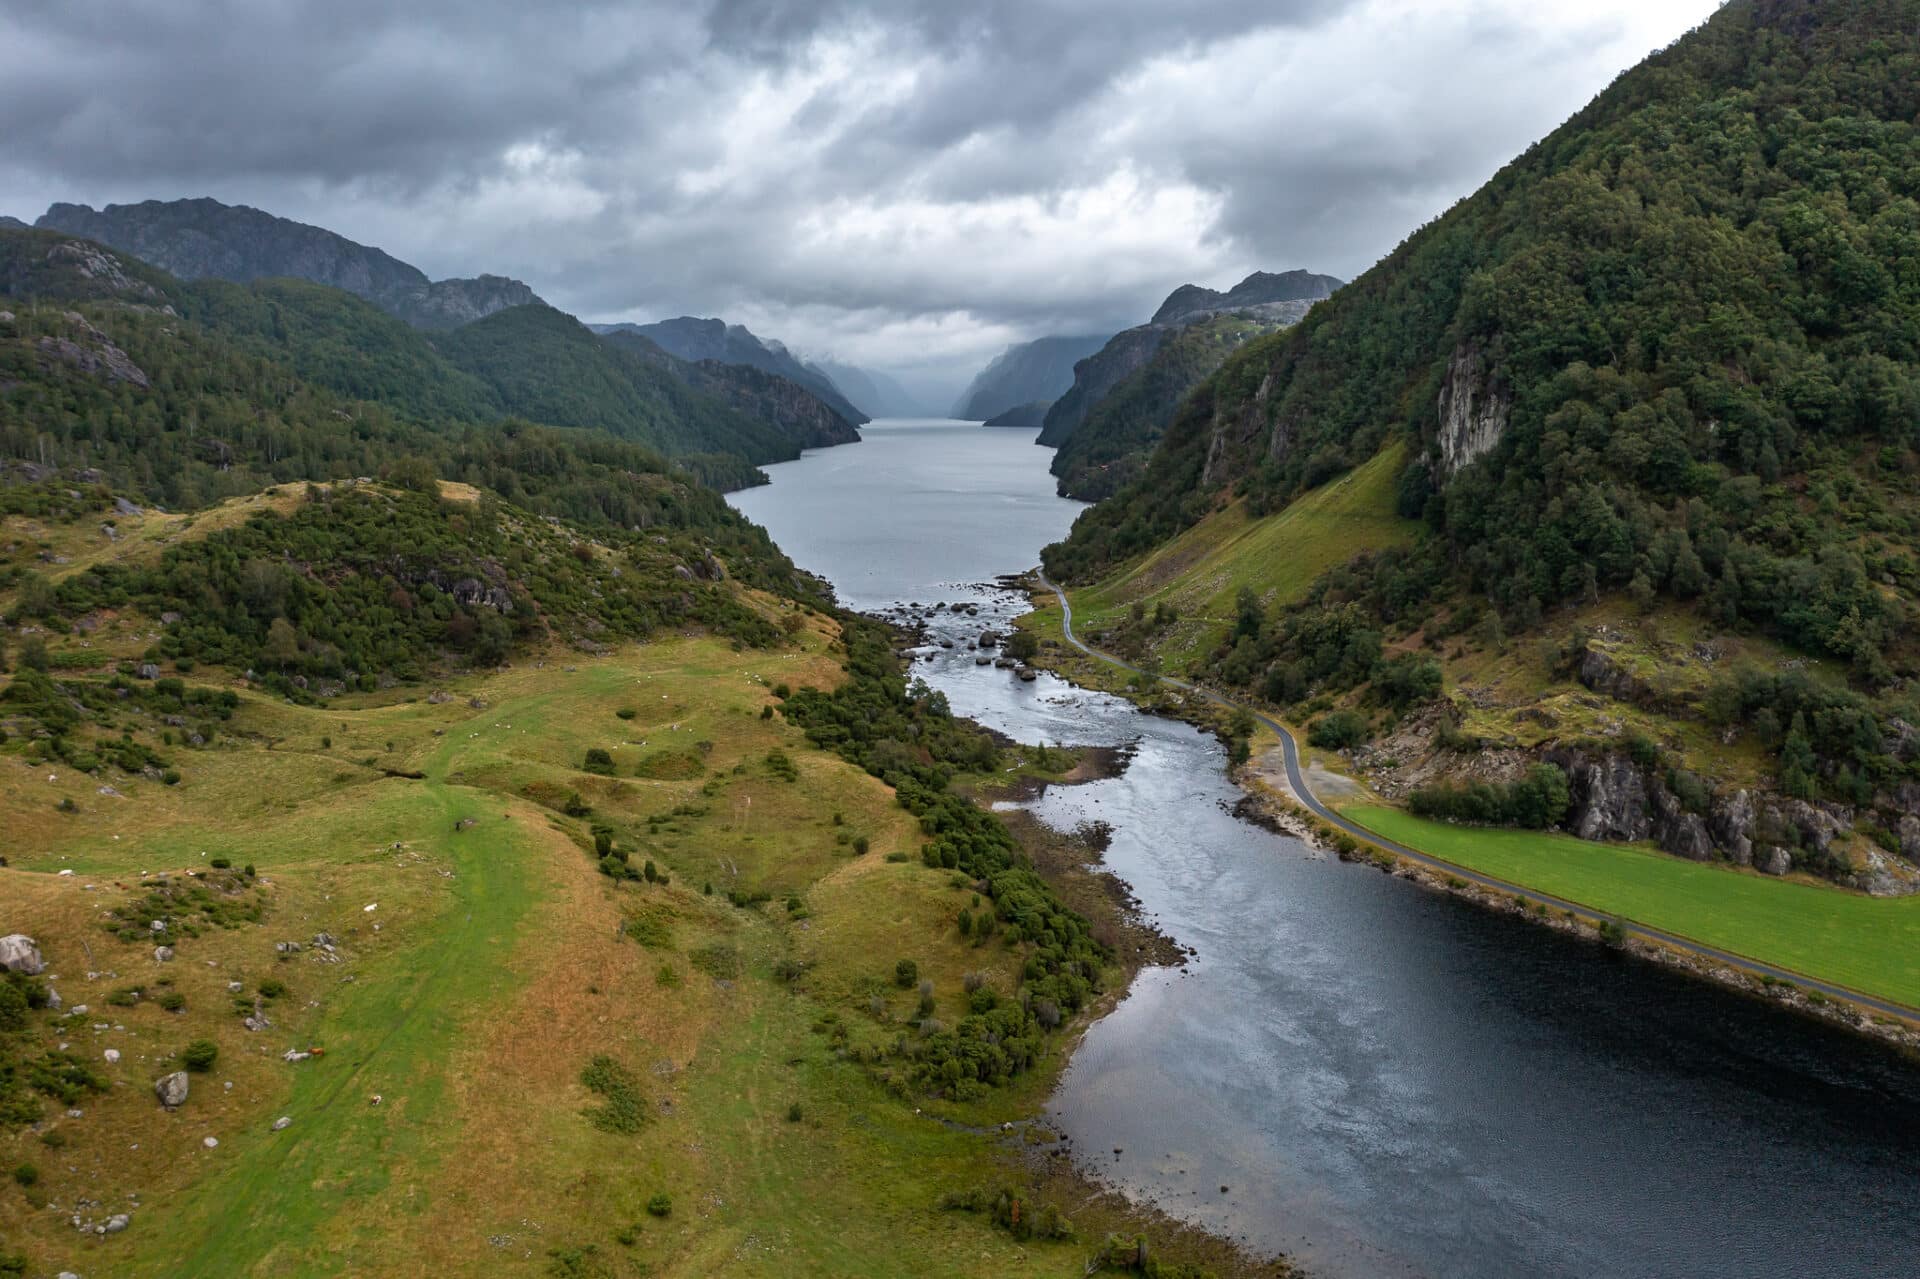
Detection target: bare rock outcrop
<box><xmin>1435</xmin><ymin>339</ymin><xmax>1510</xmax><ymax>477</ymax></box>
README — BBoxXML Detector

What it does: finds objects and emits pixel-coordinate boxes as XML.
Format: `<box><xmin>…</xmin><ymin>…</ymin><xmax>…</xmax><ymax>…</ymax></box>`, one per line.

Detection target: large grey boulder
<box><xmin>0</xmin><ymin>934</ymin><xmax>47</xmax><ymax>975</ymax></box>
<box><xmin>154</xmin><ymin>1071</ymin><xmax>190</xmax><ymax>1108</ymax></box>
<box><xmin>1756</xmin><ymin>846</ymin><xmax>1793</xmax><ymax>877</ymax></box>
<box><xmin>1710</xmin><ymin>789</ymin><xmax>1757</xmax><ymax>865</ymax></box>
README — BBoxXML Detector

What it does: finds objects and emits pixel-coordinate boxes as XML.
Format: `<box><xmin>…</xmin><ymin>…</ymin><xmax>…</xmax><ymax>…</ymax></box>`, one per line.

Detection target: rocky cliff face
<box><xmin>1036</xmin><ymin>326</ymin><xmax>1171</xmax><ymax>447</ymax></box>
<box><xmin>36</xmin><ymin>198</ymin><xmax>541</xmax><ymax>331</ymax></box>
<box><xmin>1150</xmin><ymin>269</ymin><xmax>1341</xmax><ymax>326</ymax></box>
<box><xmin>387</xmin><ymin>274</ymin><xmax>540</xmax><ymax>331</ymax></box>
<box><xmin>1435</xmin><ymin>340</ymin><xmax>1510</xmax><ymax>477</ymax></box>
<box><xmin>1541</xmin><ymin>746</ymin><xmax>1920</xmax><ymax>894</ymax></box>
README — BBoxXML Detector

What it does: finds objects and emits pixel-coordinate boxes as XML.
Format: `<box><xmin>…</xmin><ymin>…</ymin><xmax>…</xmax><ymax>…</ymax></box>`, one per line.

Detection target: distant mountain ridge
<box><xmin>1034</xmin><ymin>269</ymin><xmax>1341</xmax><ymax>498</ymax></box>
<box><xmin>952</xmin><ymin>334</ymin><xmax>1111</xmax><ymax>421</ymax></box>
<box><xmin>593</xmin><ymin>317</ymin><xmax>868</xmax><ymax>426</ymax></box>
<box><xmin>36</xmin><ymin>197</ymin><xmax>543</xmax><ymax>331</ymax></box>
<box><xmin>811</xmin><ymin>359</ymin><xmax>928</xmax><ymax>419</ymax></box>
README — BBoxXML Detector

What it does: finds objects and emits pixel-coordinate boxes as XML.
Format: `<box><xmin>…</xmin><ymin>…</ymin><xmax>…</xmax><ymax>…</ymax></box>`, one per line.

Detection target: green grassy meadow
<box><xmin>1068</xmin><ymin>442</ymin><xmax>1418</xmax><ymax>667</ymax></box>
<box><xmin>1348</xmin><ymin>806</ymin><xmax>1920</xmax><ymax>1009</ymax></box>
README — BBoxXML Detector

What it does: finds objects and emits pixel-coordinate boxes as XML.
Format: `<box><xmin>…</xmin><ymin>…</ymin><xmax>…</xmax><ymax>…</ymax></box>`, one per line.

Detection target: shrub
<box><xmin>786</xmin><ymin>1102</ymin><xmax>804</xmax><ymax>1122</ymax></box>
<box><xmin>616</xmin><ymin>708</ymin><xmax>637</xmax><ymax>720</ymax></box>
<box><xmin>209</xmin><ymin>857</ymin><xmax>231</xmax><ymax>869</ymax></box>
<box><xmin>646</xmin><ymin>1193</ymin><xmax>672</xmax><ymax>1218</ymax></box>
<box><xmin>1307</xmin><ymin>710</ymin><xmax>1369</xmax><ymax>750</ymax></box>
<box><xmin>158</xmin><ymin>991</ymin><xmax>187</xmax><ymax>1013</ymax></box>
<box><xmin>258</xmin><ymin>978</ymin><xmax>288</xmax><ymax>999</ymax></box>
<box><xmin>894</xmin><ymin>959</ymin><xmax>918</xmax><ymax>989</ymax></box>
<box><xmin>583</xmin><ymin>748</ymin><xmax>616</xmax><ymax>776</ymax></box>
<box><xmin>851</xmin><ymin>835</ymin><xmax>869</xmax><ymax>855</ymax></box>
<box><xmin>12</xmin><ymin>1164</ymin><xmax>36</xmax><ymax>1187</ymax></box>
<box><xmin>580</xmin><ymin>1056</ymin><xmax>646</xmax><ymax>1134</ymax></box>
<box><xmin>181</xmin><ymin>1039</ymin><xmax>219</xmax><ymax>1072</ymax></box>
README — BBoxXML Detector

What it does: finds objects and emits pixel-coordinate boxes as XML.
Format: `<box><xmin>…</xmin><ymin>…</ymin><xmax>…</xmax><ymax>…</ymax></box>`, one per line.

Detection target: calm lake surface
<box><xmin>732</xmin><ymin>420</ymin><xmax>1920</xmax><ymax>1279</ymax></box>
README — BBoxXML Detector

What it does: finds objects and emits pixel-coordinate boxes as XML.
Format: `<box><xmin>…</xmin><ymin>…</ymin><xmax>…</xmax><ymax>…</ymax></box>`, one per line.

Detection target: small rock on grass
<box><xmin>273</xmin><ymin>1116</ymin><xmax>291</xmax><ymax>1131</ymax></box>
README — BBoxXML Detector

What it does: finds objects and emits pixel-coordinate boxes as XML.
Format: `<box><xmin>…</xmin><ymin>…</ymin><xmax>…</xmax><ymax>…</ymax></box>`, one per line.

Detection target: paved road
<box><xmin>1035</xmin><ymin>573</ymin><xmax>1920</xmax><ymax>1025</ymax></box>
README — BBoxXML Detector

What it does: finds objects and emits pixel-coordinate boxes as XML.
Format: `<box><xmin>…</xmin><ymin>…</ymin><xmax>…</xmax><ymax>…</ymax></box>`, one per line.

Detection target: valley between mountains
<box><xmin>6</xmin><ymin>2</ymin><xmax>1920</xmax><ymax>1277</ymax></box>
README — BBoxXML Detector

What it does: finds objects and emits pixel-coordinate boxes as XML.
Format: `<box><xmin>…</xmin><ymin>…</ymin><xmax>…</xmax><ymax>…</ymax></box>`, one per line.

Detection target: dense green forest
<box><xmin>0</xmin><ymin>228</ymin><xmax>851</xmax><ymax>492</ymax></box>
<box><xmin>434</xmin><ymin>303</ymin><xmax>808</xmax><ymax>464</ymax></box>
<box><xmin>1049</xmin><ymin>0</ymin><xmax>1920</xmax><ymax>651</ymax></box>
<box><xmin>1049</xmin><ymin>314</ymin><xmax>1279</xmax><ymax>501</ymax></box>
<box><xmin>1045</xmin><ymin>0</ymin><xmax>1920</xmax><ymax>841</ymax></box>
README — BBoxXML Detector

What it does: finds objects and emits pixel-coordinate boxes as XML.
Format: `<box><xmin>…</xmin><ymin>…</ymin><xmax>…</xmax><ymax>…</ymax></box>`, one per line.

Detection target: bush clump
<box><xmin>579</xmin><ymin>1056</ymin><xmax>646</xmax><ymax>1134</ymax></box>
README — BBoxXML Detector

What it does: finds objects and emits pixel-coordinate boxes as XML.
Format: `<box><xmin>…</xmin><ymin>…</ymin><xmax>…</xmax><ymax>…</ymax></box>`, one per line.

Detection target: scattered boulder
<box><xmin>154</xmin><ymin>1071</ymin><xmax>190</xmax><ymax>1108</ymax></box>
<box><xmin>153</xmin><ymin>945</ymin><xmax>174</xmax><ymax>963</ymax></box>
<box><xmin>137</xmin><ymin>663</ymin><xmax>160</xmax><ymax>680</ymax></box>
<box><xmin>104</xmin><ymin>1049</ymin><xmax>120</xmax><ymax>1064</ymax></box>
<box><xmin>0</xmin><ymin>934</ymin><xmax>47</xmax><ymax>975</ymax></box>
<box><xmin>1756</xmin><ymin>847</ymin><xmax>1793</xmax><ymax>877</ymax></box>
<box><xmin>105</xmin><ymin>1213</ymin><xmax>130</xmax><ymax>1234</ymax></box>
<box><xmin>273</xmin><ymin>1116</ymin><xmax>292</xmax><ymax>1131</ymax></box>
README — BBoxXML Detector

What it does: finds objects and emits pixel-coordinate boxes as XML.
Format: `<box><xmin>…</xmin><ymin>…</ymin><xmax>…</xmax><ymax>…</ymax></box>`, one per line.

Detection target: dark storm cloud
<box><xmin>0</xmin><ymin>0</ymin><xmax>1721</xmax><ymax>390</ymax></box>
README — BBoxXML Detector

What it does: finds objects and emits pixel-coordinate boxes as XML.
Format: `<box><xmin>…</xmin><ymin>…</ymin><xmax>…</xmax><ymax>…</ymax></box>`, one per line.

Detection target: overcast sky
<box><xmin>2</xmin><ymin>0</ymin><xmax>1721</xmax><ymax>398</ymax></box>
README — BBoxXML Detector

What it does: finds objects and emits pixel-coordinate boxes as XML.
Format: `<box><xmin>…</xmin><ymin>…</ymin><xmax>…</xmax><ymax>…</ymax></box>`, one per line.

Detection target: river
<box><xmin>730</xmin><ymin>420</ymin><xmax>1920</xmax><ymax>1279</ymax></box>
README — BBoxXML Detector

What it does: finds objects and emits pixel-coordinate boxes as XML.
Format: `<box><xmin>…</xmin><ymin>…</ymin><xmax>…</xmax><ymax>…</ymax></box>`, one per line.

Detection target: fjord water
<box><xmin>731</xmin><ymin>421</ymin><xmax>1920</xmax><ymax>1278</ymax></box>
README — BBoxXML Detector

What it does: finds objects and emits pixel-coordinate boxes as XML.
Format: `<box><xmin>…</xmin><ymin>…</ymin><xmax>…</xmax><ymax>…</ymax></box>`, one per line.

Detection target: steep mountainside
<box><xmin>952</xmin><ymin>334</ymin><xmax>1110</xmax><ymax>420</ymax></box>
<box><xmin>0</xmin><ymin>227</ymin><xmax>860</xmax><ymax>485</ymax></box>
<box><xmin>1036</xmin><ymin>271</ymin><xmax>1339</xmax><ymax>498</ymax></box>
<box><xmin>812</xmin><ymin>359</ymin><xmax>928</xmax><ymax>418</ymax></box>
<box><xmin>36</xmin><ymin>198</ymin><xmax>542</xmax><ymax>330</ymax></box>
<box><xmin>1046</xmin><ymin>0</ymin><xmax>1920</xmax><ymax>893</ymax></box>
<box><xmin>0</xmin><ymin>228</ymin><xmax>788</xmax><ymax>495</ymax></box>
<box><xmin>1048</xmin><ymin>314</ymin><xmax>1286</xmax><ymax>500</ymax></box>
<box><xmin>1036</xmin><ymin>327</ymin><xmax>1175</xmax><ymax>448</ymax></box>
<box><xmin>434</xmin><ymin>305</ymin><xmax>810</xmax><ymax>466</ymax></box>
<box><xmin>598</xmin><ymin>318</ymin><xmax>869</xmax><ymax>425</ymax></box>
<box><xmin>602</xmin><ymin>330</ymin><xmax>860</xmax><ymax>449</ymax></box>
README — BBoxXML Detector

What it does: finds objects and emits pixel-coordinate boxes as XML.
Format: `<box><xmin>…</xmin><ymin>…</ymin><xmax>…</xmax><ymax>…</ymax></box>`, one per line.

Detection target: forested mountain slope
<box><xmin>0</xmin><ymin>228</ymin><xmax>851</xmax><ymax>488</ymax></box>
<box><xmin>952</xmin><ymin>335</ymin><xmax>1111</xmax><ymax>420</ymax></box>
<box><xmin>599</xmin><ymin>317</ymin><xmax>870</xmax><ymax>425</ymax></box>
<box><xmin>36</xmin><ymin>198</ymin><xmax>542</xmax><ymax>331</ymax></box>
<box><xmin>1035</xmin><ymin>271</ymin><xmax>1338</xmax><ymax>500</ymax></box>
<box><xmin>0</xmin><ymin>229</ymin><xmax>795</xmax><ymax>500</ymax></box>
<box><xmin>1047</xmin><ymin>314</ymin><xmax>1291</xmax><ymax>501</ymax></box>
<box><xmin>1044</xmin><ymin>0</ymin><xmax>1920</xmax><ymax>892</ymax></box>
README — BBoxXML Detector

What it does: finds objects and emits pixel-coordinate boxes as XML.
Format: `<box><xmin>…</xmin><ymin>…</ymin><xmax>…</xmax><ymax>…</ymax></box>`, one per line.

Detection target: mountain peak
<box><xmin>1150</xmin><ymin>269</ymin><xmax>1343</xmax><ymax>326</ymax></box>
<box><xmin>34</xmin><ymin>196</ymin><xmax>540</xmax><ymax>331</ymax></box>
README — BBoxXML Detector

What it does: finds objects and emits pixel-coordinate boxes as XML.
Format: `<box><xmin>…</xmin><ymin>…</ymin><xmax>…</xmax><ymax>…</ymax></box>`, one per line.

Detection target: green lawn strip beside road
<box><xmin>1348</xmin><ymin>805</ymin><xmax>1920</xmax><ymax>1010</ymax></box>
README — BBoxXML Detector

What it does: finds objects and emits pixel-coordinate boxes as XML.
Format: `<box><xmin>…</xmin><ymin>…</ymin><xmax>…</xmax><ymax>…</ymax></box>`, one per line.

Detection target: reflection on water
<box><xmin>733</xmin><ymin>421</ymin><xmax>1920</xmax><ymax>1279</ymax></box>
